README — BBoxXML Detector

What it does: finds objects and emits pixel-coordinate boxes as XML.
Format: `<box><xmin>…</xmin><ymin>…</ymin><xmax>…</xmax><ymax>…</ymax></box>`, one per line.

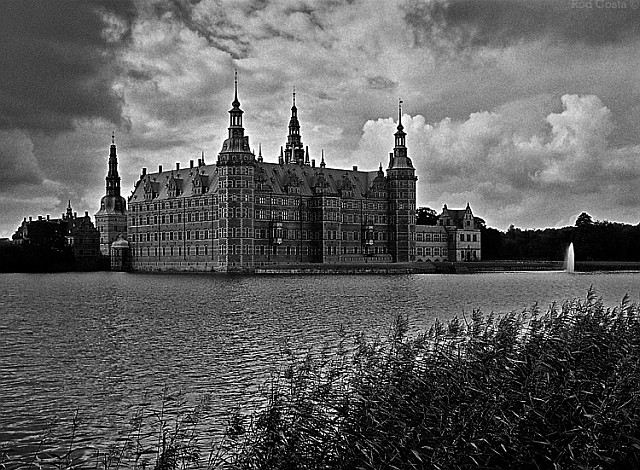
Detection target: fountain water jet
<box><xmin>565</xmin><ymin>242</ymin><xmax>575</xmax><ymax>274</ymax></box>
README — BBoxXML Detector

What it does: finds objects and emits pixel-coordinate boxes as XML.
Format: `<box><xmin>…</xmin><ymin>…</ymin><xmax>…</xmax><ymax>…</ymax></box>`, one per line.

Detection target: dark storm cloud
<box><xmin>367</xmin><ymin>76</ymin><xmax>398</xmax><ymax>91</ymax></box>
<box><xmin>149</xmin><ymin>0</ymin><xmax>252</xmax><ymax>59</ymax></box>
<box><xmin>0</xmin><ymin>0</ymin><xmax>137</xmax><ymax>132</ymax></box>
<box><xmin>403</xmin><ymin>0</ymin><xmax>640</xmax><ymax>50</ymax></box>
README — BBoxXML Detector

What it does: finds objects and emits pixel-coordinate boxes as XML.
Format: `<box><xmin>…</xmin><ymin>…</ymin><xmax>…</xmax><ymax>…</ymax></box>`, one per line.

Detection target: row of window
<box><xmin>133</xmin><ymin>244</ymin><xmax>384</xmax><ymax>258</ymax></box>
<box><xmin>388</xmin><ymin>180</ymin><xmax>416</xmax><ymax>189</ymax></box>
<box><xmin>417</xmin><ymin>247</ymin><xmax>446</xmax><ymax>257</ymax></box>
<box><xmin>131</xmin><ymin>228</ymin><xmax>391</xmax><ymax>243</ymax></box>
<box><xmin>416</xmin><ymin>232</ymin><xmax>447</xmax><ymax>242</ymax></box>
<box><xmin>459</xmin><ymin>233</ymin><xmax>478</xmax><ymax>242</ymax></box>
<box><xmin>131</xmin><ymin>195</ymin><xmax>398</xmax><ymax>212</ymax></box>
<box><xmin>131</xmin><ymin>210</ymin><xmax>391</xmax><ymax>226</ymax></box>
<box><xmin>218</xmin><ymin>166</ymin><xmax>254</xmax><ymax>176</ymax></box>
<box><xmin>439</xmin><ymin>218</ymin><xmax>474</xmax><ymax>227</ymax></box>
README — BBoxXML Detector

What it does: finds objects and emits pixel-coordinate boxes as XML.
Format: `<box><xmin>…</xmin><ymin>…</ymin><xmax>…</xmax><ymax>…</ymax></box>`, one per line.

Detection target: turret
<box><xmin>386</xmin><ymin>99</ymin><xmax>416</xmax><ymax>263</ymax></box>
<box><xmin>95</xmin><ymin>133</ymin><xmax>127</xmax><ymax>256</ymax></box>
<box><xmin>106</xmin><ymin>133</ymin><xmax>122</xmax><ymax>197</ymax></box>
<box><xmin>389</xmin><ymin>100</ymin><xmax>413</xmax><ymax>170</ymax></box>
<box><xmin>284</xmin><ymin>88</ymin><xmax>306</xmax><ymax>165</ymax></box>
<box><xmin>218</xmin><ymin>70</ymin><xmax>253</xmax><ymax>158</ymax></box>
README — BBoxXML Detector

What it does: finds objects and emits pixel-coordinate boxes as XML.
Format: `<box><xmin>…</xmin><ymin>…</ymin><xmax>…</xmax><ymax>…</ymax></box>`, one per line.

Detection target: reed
<box><xmin>225</xmin><ymin>289</ymin><xmax>640</xmax><ymax>469</ymax></box>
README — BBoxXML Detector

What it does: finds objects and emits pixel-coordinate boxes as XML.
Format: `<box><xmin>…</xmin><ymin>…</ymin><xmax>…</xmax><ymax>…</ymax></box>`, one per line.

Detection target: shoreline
<box><xmin>3</xmin><ymin>260</ymin><xmax>640</xmax><ymax>275</ymax></box>
<box><xmin>254</xmin><ymin>260</ymin><xmax>640</xmax><ymax>274</ymax></box>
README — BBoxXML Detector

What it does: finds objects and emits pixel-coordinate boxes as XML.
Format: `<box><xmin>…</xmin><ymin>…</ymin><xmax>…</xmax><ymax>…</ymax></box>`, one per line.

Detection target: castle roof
<box><xmin>440</xmin><ymin>204</ymin><xmax>475</xmax><ymax>229</ymax></box>
<box><xmin>128</xmin><ymin>161</ymin><xmax>383</xmax><ymax>203</ymax></box>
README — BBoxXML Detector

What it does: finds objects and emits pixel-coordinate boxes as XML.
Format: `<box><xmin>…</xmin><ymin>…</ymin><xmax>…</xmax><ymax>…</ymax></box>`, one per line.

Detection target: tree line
<box><xmin>482</xmin><ymin>212</ymin><xmax>640</xmax><ymax>261</ymax></box>
<box><xmin>419</xmin><ymin>208</ymin><xmax>640</xmax><ymax>261</ymax></box>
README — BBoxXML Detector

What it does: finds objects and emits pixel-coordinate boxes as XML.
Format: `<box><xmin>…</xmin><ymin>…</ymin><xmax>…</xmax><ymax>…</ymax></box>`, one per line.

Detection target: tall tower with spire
<box><xmin>216</xmin><ymin>70</ymin><xmax>256</xmax><ymax>270</ymax></box>
<box><xmin>95</xmin><ymin>134</ymin><xmax>127</xmax><ymax>256</ymax></box>
<box><xmin>387</xmin><ymin>100</ymin><xmax>417</xmax><ymax>262</ymax></box>
<box><xmin>284</xmin><ymin>88</ymin><xmax>306</xmax><ymax>164</ymax></box>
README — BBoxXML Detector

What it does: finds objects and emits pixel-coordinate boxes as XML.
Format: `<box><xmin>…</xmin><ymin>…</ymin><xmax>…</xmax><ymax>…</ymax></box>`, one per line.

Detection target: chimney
<box><xmin>74</xmin><ymin>212</ymin><xmax>77</xmax><ymax>218</ymax></box>
<box><xmin>142</xmin><ymin>167</ymin><xmax>147</xmax><ymax>176</ymax></box>
<box><xmin>190</xmin><ymin>160</ymin><xmax>194</xmax><ymax>168</ymax></box>
<box><xmin>85</xmin><ymin>211</ymin><xmax>89</xmax><ymax>217</ymax></box>
<box><xmin>38</xmin><ymin>216</ymin><xmax>42</xmax><ymax>221</ymax></box>
<box><xmin>46</xmin><ymin>215</ymin><xmax>50</xmax><ymax>221</ymax></box>
<box><xmin>176</xmin><ymin>162</ymin><xmax>180</xmax><ymax>170</ymax></box>
<box><xmin>312</xmin><ymin>159</ymin><xmax>316</xmax><ymax>167</ymax></box>
<box><xmin>198</xmin><ymin>158</ymin><xmax>202</xmax><ymax>166</ymax></box>
<box><xmin>158</xmin><ymin>165</ymin><xmax>163</xmax><ymax>173</ymax></box>
<box><xmin>353</xmin><ymin>166</ymin><xmax>358</xmax><ymax>171</ymax></box>
<box><xmin>29</xmin><ymin>217</ymin><xmax>32</xmax><ymax>222</ymax></box>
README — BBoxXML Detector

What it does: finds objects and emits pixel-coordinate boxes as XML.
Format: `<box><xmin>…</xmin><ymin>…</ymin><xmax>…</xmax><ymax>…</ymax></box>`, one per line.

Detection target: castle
<box><xmin>97</xmin><ymin>76</ymin><xmax>481</xmax><ymax>272</ymax></box>
<box><xmin>13</xmin><ymin>202</ymin><xmax>102</xmax><ymax>270</ymax></box>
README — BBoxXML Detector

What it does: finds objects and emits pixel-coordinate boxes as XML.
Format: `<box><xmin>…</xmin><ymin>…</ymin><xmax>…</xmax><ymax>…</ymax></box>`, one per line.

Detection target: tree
<box><xmin>416</xmin><ymin>207</ymin><xmax>438</xmax><ymax>225</ymax></box>
<box><xmin>575</xmin><ymin>212</ymin><xmax>594</xmax><ymax>228</ymax></box>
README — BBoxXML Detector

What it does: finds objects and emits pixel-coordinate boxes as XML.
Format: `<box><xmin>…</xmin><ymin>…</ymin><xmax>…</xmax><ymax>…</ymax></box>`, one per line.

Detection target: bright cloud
<box><xmin>354</xmin><ymin>94</ymin><xmax>640</xmax><ymax>230</ymax></box>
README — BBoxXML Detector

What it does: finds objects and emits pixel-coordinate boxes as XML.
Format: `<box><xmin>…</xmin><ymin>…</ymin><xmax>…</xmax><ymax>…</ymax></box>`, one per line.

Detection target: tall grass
<box><xmin>225</xmin><ymin>289</ymin><xmax>640</xmax><ymax>469</ymax></box>
<box><xmin>4</xmin><ymin>290</ymin><xmax>640</xmax><ymax>469</ymax></box>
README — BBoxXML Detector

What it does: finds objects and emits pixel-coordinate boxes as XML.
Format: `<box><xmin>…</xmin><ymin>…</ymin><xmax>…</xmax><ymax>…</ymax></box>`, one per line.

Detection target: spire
<box><xmin>220</xmin><ymin>68</ymin><xmax>248</xmax><ymax>154</ymax></box>
<box><xmin>232</xmin><ymin>69</ymin><xmax>240</xmax><ymax>108</ymax></box>
<box><xmin>258</xmin><ymin>143</ymin><xmax>263</xmax><ymax>162</ymax></box>
<box><xmin>66</xmin><ymin>200</ymin><xmax>73</xmax><ymax>219</ymax></box>
<box><xmin>201</xmin><ymin>150</ymin><xmax>205</xmax><ymax>165</ymax></box>
<box><xmin>320</xmin><ymin>149</ymin><xmax>326</xmax><ymax>168</ymax></box>
<box><xmin>389</xmin><ymin>99</ymin><xmax>413</xmax><ymax>170</ymax></box>
<box><xmin>106</xmin><ymin>133</ymin><xmax>121</xmax><ymax>197</ymax></box>
<box><xmin>279</xmin><ymin>146</ymin><xmax>284</xmax><ymax>165</ymax></box>
<box><xmin>286</xmin><ymin>87</ymin><xmax>304</xmax><ymax>164</ymax></box>
<box><xmin>394</xmin><ymin>98</ymin><xmax>406</xmax><ymax>151</ymax></box>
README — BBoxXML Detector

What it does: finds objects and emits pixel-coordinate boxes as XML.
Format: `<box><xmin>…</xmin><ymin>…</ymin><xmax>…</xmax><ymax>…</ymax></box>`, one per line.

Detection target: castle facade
<box><xmin>126</xmin><ymin>82</ymin><xmax>417</xmax><ymax>272</ymax></box>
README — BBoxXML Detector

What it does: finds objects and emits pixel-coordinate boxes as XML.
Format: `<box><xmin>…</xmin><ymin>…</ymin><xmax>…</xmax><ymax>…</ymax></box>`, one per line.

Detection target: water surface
<box><xmin>1</xmin><ymin>271</ymin><xmax>638</xmax><ymax>465</ymax></box>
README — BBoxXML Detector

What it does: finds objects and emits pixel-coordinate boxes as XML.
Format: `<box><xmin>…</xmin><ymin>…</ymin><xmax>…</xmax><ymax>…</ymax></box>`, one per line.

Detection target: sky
<box><xmin>1</xmin><ymin>0</ymin><xmax>640</xmax><ymax>238</ymax></box>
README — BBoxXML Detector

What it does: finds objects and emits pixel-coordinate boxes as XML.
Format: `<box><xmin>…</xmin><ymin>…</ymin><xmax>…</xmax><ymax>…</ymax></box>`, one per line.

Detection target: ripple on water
<box><xmin>1</xmin><ymin>271</ymin><xmax>639</xmax><ymax>466</ymax></box>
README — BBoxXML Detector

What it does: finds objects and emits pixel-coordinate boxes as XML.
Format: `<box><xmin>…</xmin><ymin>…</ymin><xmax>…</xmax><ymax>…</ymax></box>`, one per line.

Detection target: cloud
<box><xmin>0</xmin><ymin>0</ymin><xmax>136</xmax><ymax>132</ymax></box>
<box><xmin>367</xmin><ymin>75</ymin><xmax>398</xmax><ymax>90</ymax></box>
<box><xmin>0</xmin><ymin>130</ymin><xmax>44</xmax><ymax>187</ymax></box>
<box><xmin>402</xmin><ymin>0</ymin><xmax>640</xmax><ymax>51</ymax></box>
<box><xmin>353</xmin><ymin>94</ymin><xmax>640</xmax><ymax>229</ymax></box>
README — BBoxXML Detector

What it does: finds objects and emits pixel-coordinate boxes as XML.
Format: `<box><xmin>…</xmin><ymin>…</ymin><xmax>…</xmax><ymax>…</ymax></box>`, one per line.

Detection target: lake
<box><xmin>1</xmin><ymin>271</ymin><xmax>639</xmax><ymax>466</ymax></box>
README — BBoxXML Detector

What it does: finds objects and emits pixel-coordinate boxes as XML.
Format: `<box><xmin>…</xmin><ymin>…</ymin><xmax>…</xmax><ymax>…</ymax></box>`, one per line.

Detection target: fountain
<box><xmin>565</xmin><ymin>242</ymin><xmax>575</xmax><ymax>274</ymax></box>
